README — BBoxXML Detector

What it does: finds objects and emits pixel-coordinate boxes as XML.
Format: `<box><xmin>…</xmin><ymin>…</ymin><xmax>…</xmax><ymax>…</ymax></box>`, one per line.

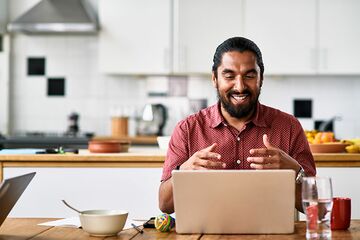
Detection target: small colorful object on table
<box><xmin>155</xmin><ymin>213</ymin><xmax>175</xmax><ymax>232</ymax></box>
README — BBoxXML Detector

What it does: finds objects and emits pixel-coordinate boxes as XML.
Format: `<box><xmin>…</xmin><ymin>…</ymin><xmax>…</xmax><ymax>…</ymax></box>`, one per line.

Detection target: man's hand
<box><xmin>159</xmin><ymin>143</ymin><xmax>225</xmax><ymax>213</ymax></box>
<box><xmin>247</xmin><ymin>134</ymin><xmax>305</xmax><ymax>212</ymax></box>
<box><xmin>179</xmin><ymin>143</ymin><xmax>226</xmax><ymax>170</ymax></box>
<box><xmin>247</xmin><ymin>134</ymin><xmax>301</xmax><ymax>172</ymax></box>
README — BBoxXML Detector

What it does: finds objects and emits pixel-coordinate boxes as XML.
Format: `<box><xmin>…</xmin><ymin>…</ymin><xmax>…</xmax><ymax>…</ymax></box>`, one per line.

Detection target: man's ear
<box><xmin>211</xmin><ymin>72</ymin><xmax>217</xmax><ymax>88</ymax></box>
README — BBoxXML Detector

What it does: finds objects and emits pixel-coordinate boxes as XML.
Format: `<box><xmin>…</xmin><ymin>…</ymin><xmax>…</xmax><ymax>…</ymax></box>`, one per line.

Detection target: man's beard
<box><xmin>217</xmin><ymin>88</ymin><xmax>260</xmax><ymax>119</ymax></box>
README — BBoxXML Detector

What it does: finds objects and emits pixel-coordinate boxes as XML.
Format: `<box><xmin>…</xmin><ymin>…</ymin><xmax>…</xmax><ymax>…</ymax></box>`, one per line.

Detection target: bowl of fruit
<box><xmin>305</xmin><ymin>131</ymin><xmax>349</xmax><ymax>153</ymax></box>
<box><xmin>309</xmin><ymin>142</ymin><xmax>349</xmax><ymax>153</ymax></box>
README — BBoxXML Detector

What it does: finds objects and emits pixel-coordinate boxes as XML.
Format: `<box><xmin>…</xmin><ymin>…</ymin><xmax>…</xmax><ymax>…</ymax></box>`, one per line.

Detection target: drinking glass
<box><xmin>302</xmin><ymin>177</ymin><xmax>333</xmax><ymax>240</ymax></box>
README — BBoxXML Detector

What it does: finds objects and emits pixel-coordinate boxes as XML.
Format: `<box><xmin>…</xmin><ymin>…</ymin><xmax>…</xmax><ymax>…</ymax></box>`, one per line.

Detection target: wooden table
<box><xmin>0</xmin><ymin>218</ymin><xmax>359</xmax><ymax>240</ymax></box>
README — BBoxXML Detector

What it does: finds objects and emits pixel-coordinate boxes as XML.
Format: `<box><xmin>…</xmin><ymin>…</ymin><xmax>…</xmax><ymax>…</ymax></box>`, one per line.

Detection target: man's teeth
<box><xmin>232</xmin><ymin>94</ymin><xmax>247</xmax><ymax>100</ymax></box>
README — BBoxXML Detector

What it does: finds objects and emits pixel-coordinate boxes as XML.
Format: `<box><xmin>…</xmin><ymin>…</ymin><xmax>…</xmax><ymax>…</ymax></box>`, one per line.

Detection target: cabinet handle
<box><xmin>310</xmin><ymin>47</ymin><xmax>317</xmax><ymax>71</ymax></box>
<box><xmin>179</xmin><ymin>45</ymin><xmax>187</xmax><ymax>72</ymax></box>
<box><xmin>164</xmin><ymin>47</ymin><xmax>170</xmax><ymax>72</ymax></box>
<box><xmin>320</xmin><ymin>48</ymin><xmax>328</xmax><ymax>71</ymax></box>
<box><xmin>323</xmin><ymin>48</ymin><xmax>328</xmax><ymax>71</ymax></box>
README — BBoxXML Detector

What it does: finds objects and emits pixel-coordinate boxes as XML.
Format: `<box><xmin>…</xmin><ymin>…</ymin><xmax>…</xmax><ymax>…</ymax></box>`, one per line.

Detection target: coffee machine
<box><xmin>136</xmin><ymin>104</ymin><xmax>168</xmax><ymax>136</ymax></box>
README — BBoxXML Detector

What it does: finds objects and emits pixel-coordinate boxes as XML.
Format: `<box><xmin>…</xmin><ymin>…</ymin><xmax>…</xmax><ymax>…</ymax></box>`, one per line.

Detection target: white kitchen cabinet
<box><xmin>6</xmin><ymin>168</ymin><xmax>163</xmax><ymax>218</ymax></box>
<box><xmin>318</xmin><ymin>0</ymin><xmax>360</xmax><ymax>74</ymax></box>
<box><xmin>244</xmin><ymin>0</ymin><xmax>317</xmax><ymax>75</ymax></box>
<box><xmin>173</xmin><ymin>0</ymin><xmax>244</xmax><ymax>74</ymax></box>
<box><xmin>245</xmin><ymin>0</ymin><xmax>360</xmax><ymax>75</ymax></box>
<box><xmin>99</xmin><ymin>0</ymin><xmax>360</xmax><ymax>75</ymax></box>
<box><xmin>99</xmin><ymin>0</ymin><xmax>172</xmax><ymax>75</ymax></box>
<box><xmin>99</xmin><ymin>0</ymin><xmax>245</xmax><ymax>75</ymax></box>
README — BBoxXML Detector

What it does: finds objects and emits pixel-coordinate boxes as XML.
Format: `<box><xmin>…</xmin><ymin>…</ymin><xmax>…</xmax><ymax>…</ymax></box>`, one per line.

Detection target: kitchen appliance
<box><xmin>7</xmin><ymin>0</ymin><xmax>98</xmax><ymax>34</ymax></box>
<box><xmin>66</xmin><ymin>112</ymin><xmax>80</xmax><ymax>137</ymax></box>
<box><xmin>136</xmin><ymin>104</ymin><xmax>168</xmax><ymax>136</ymax></box>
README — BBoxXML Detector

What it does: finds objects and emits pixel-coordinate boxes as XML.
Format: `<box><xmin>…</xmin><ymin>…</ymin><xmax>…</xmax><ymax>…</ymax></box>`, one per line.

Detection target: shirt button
<box><xmin>224</xmin><ymin>123</ymin><xmax>228</xmax><ymax>127</ymax></box>
<box><xmin>237</xmin><ymin>137</ymin><xmax>240</xmax><ymax>141</ymax></box>
<box><xmin>236</xmin><ymin>159</ymin><xmax>241</xmax><ymax>164</ymax></box>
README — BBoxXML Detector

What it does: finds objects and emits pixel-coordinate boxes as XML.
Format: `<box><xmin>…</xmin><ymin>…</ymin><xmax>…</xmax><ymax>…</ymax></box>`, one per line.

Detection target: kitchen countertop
<box><xmin>0</xmin><ymin>148</ymin><xmax>359</xmax><ymax>181</ymax></box>
<box><xmin>312</xmin><ymin>153</ymin><xmax>360</xmax><ymax>167</ymax></box>
<box><xmin>0</xmin><ymin>147</ymin><xmax>359</xmax><ymax>164</ymax></box>
<box><xmin>0</xmin><ymin>147</ymin><xmax>359</xmax><ymax>165</ymax></box>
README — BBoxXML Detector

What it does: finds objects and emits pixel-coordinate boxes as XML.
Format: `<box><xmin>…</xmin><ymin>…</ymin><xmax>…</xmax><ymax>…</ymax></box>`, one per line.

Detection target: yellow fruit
<box><xmin>349</xmin><ymin>139</ymin><xmax>360</xmax><ymax>145</ymax></box>
<box><xmin>307</xmin><ymin>137</ymin><xmax>314</xmax><ymax>144</ymax></box>
<box><xmin>341</xmin><ymin>140</ymin><xmax>353</xmax><ymax>145</ymax></box>
<box><xmin>345</xmin><ymin>144</ymin><xmax>360</xmax><ymax>153</ymax></box>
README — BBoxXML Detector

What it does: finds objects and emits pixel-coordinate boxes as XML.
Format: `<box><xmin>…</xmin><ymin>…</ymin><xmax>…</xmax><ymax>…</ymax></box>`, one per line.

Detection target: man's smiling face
<box><xmin>212</xmin><ymin>50</ymin><xmax>263</xmax><ymax>120</ymax></box>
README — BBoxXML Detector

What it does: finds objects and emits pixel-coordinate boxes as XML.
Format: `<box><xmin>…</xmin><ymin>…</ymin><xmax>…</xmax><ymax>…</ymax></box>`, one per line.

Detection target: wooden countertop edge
<box><xmin>313</xmin><ymin>153</ymin><xmax>360</xmax><ymax>161</ymax></box>
<box><xmin>0</xmin><ymin>154</ymin><xmax>165</xmax><ymax>162</ymax></box>
<box><xmin>1</xmin><ymin>153</ymin><xmax>360</xmax><ymax>168</ymax></box>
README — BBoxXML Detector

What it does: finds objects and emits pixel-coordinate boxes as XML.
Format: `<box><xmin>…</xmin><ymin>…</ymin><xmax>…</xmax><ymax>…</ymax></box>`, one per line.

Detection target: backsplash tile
<box><xmin>27</xmin><ymin>57</ymin><xmax>45</xmax><ymax>76</ymax></box>
<box><xmin>294</xmin><ymin>99</ymin><xmax>312</xmax><ymax>118</ymax></box>
<box><xmin>47</xmin><ymin>78</ymin><xmax>65</xmax><ymax>96</ymax></box>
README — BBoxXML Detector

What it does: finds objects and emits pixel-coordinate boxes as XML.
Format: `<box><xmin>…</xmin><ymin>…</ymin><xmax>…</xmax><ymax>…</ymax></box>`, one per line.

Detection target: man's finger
<box><xmin>193</xmin><ymin>165</ymin><xmax>208</xmax><ymax>170</ymax></box>
<box><xmin>197</xmin><ymin>159</ymin><xmax>226</xmax><ymax>168</ymax></box>
<box><xmin>202</xmin><ymin>143</ymin><xmax>218</xmax><ymax>152</ymax></box>
<box><xmin>263</xmin><ymin>134</ymin><xmax>275</xmax><ymax>149</ymax></box>
<box><xmin>197</xmin><ymin>151</ymin><xmax>221</xmax><ymax>160</ymax></box>
<box><xmin>249</xmin><ymin>148</ymin><xmax>276</xmax><ymax>156</ymax></box>
<box><xmin>249</xmin><ymin>162</ymin><xmax>279</xmax><ymax>169</ymax></box>
<box><xmin>247</xmin><ymin>156</ymin><xmax>277</xmax><ymax>164</ymax></box>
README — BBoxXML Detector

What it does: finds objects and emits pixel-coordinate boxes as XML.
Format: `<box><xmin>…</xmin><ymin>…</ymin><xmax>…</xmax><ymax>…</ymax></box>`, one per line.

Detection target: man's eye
<box><xmin>224</xmin><ymin>75</ymin><xmax>234</xmax><ymax>79</ymax></box>
<box><xmin>246</xmin><ymin>74</ymin><xmax>256</xmax><ymax>79</ymax></box>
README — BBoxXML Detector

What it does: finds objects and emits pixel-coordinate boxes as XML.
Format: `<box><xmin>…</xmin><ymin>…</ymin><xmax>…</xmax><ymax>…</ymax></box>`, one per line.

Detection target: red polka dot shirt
<box><xmin>161</xmin><ymin>102</ymin><xmax>316</xmax><ymax>181</ymax></box>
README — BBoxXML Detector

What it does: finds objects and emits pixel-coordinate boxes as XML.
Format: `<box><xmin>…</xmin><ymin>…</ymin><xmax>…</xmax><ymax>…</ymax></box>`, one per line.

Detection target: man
<box><xmin>159</xmin><ymin>37</ymin><xmax>316</xmax><ymax>214</ymax></box>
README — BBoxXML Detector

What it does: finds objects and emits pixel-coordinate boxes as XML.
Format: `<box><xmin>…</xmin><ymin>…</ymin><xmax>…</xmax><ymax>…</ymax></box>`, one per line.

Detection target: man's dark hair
<box><xmin>212</xmin><ymin>37</ymin><xmax>265</xmax><ymax>79</ymax></box>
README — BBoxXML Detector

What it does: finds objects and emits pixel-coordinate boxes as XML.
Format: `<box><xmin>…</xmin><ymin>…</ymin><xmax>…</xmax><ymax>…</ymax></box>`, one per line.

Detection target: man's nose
<box><xmin>233</xmin><ymin>77</ymin><xmax>245</xmax><ymax>91</ymax></box>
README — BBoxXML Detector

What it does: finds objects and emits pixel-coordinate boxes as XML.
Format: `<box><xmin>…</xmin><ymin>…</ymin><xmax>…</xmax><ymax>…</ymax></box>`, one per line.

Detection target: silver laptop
<box><xmin>172</xmin><ymin>170</ymin><xmax>295</xmax><ymax>234</ymax></box>
<box><xmin>0</xmin><ymin>172</ymin><xmax>36</xmax><ymax>227</ymax></box>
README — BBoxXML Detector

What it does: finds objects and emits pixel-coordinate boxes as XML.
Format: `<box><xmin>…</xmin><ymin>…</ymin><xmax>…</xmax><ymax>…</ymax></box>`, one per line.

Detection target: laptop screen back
<box><xmin>172</xmin><ymin>170</ymin><xmax>295</xmax><ymax>234</ymax></box>
<box><xmin>0</xmin><ymin>172</ymin><xmax>36</xmax><ymax>227</ymax></box>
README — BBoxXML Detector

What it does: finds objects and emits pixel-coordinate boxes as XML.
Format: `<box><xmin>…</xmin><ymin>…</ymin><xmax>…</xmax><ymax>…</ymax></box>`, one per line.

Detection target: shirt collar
<box><xmin>210</xmin><ymin>101</ymin><xmax>268</xmax><ymax>128</ymax></box>
<box><xmin>209</xmin><ymin>102</ymin><xmax>224</xmax><ymax>128</ymax></box>
<box><xmin>251</xmin><ymin>102</ymin><xmax>268</xmax><ymax>128</ymax></box>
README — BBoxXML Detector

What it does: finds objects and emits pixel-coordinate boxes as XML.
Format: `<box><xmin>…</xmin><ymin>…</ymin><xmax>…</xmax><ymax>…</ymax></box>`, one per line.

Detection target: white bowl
<box><xmin>79</xmin><ymin>210</ymin><xmax>128</xmax><ymax>237</ymax></box>
<box><xmin>157</xmin><ymin>136</ymin><xmax>171</xmax><ymax>150</ymax></box>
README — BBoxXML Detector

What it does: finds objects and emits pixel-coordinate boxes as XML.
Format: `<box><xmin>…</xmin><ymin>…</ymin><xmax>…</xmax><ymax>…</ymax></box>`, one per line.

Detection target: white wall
<box><xmin>6</xmin><ymin>0</ymin><xmax>360</xmax><ymax>139</ymax></box>
<box><xmin>260</xmin><ymin>76</ymin><xmax>360</xmax><ymax>139</ymax></box>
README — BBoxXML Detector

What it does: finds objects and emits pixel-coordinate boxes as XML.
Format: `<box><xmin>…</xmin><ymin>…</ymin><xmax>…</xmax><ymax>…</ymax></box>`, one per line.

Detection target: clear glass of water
<box><xmin>302</xmin><ymin>177</ymin><xmax>333</xmax><ymax>239</ymax></box>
